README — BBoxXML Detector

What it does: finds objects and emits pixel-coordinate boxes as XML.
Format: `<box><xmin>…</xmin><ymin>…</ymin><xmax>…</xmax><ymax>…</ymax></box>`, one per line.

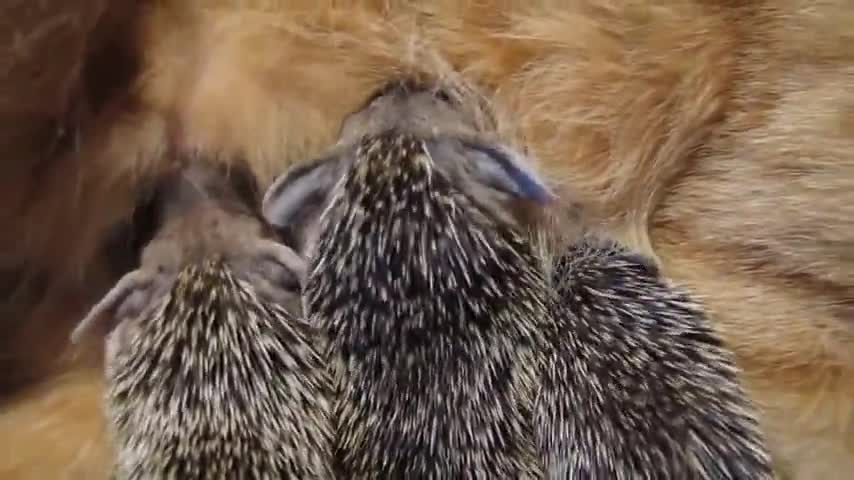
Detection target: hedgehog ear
<box><xmin>70</xmin><ymin>270</ymin><xmax>152</xmax><ymax>344</ymax></box>
<box><xmin>262</xmin><ymin>156</ymin><xmax>344</xmax><ymax>255</ymax></box>
<box><xmin>426</xmin><ymin>138</ymin><xmax>555</xmax><ymax>204</ymax></box>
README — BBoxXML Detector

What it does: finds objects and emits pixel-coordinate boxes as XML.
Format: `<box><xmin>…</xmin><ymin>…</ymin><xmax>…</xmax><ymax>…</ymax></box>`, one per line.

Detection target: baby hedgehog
<box><xmin>536</xmin><ymin>238</ymin><xmax>775</xmax><ymax>479</ymax></box>
<box><xmin>262</xmin><ymin>80</ymin><xmax>555</xmax><ymax>478</ymax></box>
<box><xmin>71</xmin><ymin>158</ymin><xmax>335</xmax><ymax>479</ymax></box>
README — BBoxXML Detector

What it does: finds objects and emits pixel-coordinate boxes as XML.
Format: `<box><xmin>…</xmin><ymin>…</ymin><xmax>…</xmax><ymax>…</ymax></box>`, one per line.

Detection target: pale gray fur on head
<box><xmin>537</xmin><ymin>236</ymin><xmax>775</xmax><ymax>479</ymax></box>
<box><xmin>264</xmin><ymin>79</ymin><xmax>554</xmax><ymax>478</ymax></box>
<box><xmin>71</xmin><ymin>159</ymin><xmax>334</xmax><ymax>479</ymax></box>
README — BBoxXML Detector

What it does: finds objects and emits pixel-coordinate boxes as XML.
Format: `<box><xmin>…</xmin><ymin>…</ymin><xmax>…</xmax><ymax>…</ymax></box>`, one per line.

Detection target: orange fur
<box><xmin>1</xmin><ymin>1</ymin><xmax>853</xmax><ymax>478</ymax></box>
<box><xmin>0</xmin><ymin>369</ymin><xmax>110</xmax><ymax>480</ymax></box>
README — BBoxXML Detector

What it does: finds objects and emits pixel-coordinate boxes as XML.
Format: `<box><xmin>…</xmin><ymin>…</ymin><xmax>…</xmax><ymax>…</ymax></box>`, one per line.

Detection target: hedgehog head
<box><xmin>262</xmin><ymin>80</ymin><xmax>556</xmax><ymax>260</ymax></box>
<box><xmin>70</xmin><ymin>158</ymin><xmax>306</xmax><ymax>360</ymax></box>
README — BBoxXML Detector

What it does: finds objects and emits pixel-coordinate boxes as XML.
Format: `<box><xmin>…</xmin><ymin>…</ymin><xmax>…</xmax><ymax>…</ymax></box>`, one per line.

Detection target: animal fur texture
<box><xmin>69</xmin><ymin>159</ymin><xmax>335</xmax><ymax>479</ymax></box>
<box><xmin>263</xmin><ymin>81</ymin><xmax>551</xmax><ymax>478</ymax></box>
<box><xmin>537</xmin><ymin>237</ymin><xmax>775</xmax><ymax>479</ymax></box>
<box><xmin>1</xmin><ymin>1</ymin><xmax>853</xmax><ymax>478</ymax></box>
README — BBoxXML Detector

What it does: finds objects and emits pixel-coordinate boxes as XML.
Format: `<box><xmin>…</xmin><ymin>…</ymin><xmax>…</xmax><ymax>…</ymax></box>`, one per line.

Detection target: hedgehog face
<box><xmin>70</xmin><ymin>159</ymin><xmax>306</xmax><ymax>359</ymax></box>
<box><xmin>262</xmin><ymin>80</ymin><xmax>555</xmax><ymax>259</ymax></box>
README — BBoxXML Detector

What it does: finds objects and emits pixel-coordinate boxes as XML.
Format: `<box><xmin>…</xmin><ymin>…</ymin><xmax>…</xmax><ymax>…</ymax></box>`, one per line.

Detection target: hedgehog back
<box><xmin>305</xmin><ymin>133</ymin><xmax>548</xmax><ymax>478</ymax></box>
<box><xmin>107</xmin><ymin>258</ymin><xmax>334</xmax><ymax>479</ymax></box>
<box><xmin>537</xmin><ymin>241</ymin><xmax>774</xmax><ymax>479</ymax></box>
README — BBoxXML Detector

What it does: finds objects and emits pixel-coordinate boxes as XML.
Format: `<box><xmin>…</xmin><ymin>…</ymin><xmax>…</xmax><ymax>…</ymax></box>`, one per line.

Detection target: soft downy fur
<box><xmin>1</xmin><ymin>1</ymin><xmax>853</xmax><ymax>478</ymax></box>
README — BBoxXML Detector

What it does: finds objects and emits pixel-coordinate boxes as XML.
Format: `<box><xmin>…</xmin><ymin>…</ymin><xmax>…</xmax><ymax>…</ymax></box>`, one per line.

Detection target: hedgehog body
<box><xmin>263</xmin><ymin>81</ymin><xmax>557</xmax><ymax>477</ymax></box>
<box><xmin>315</xmin><ymin>132</ymin><xmax>547</xmax><ymax>478</ymax></box>
<box><xmin>536</xmin><ymin>238</ymin><xmax>775</xmax><ymax>479</ymax></box>
<box><xmin>264</xmin><ymin>80</ymin><xmax>776</xmax><ymax>479</ymax></box>
<box><xmin>72</xmin><ymin>159</ymin><xmax>335</xmax><ymax>479</ymax></box>
<box><xmin>107</xmin><ymin>258</ymin><xmax>333</xmax><ymax>479</ymax></box>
